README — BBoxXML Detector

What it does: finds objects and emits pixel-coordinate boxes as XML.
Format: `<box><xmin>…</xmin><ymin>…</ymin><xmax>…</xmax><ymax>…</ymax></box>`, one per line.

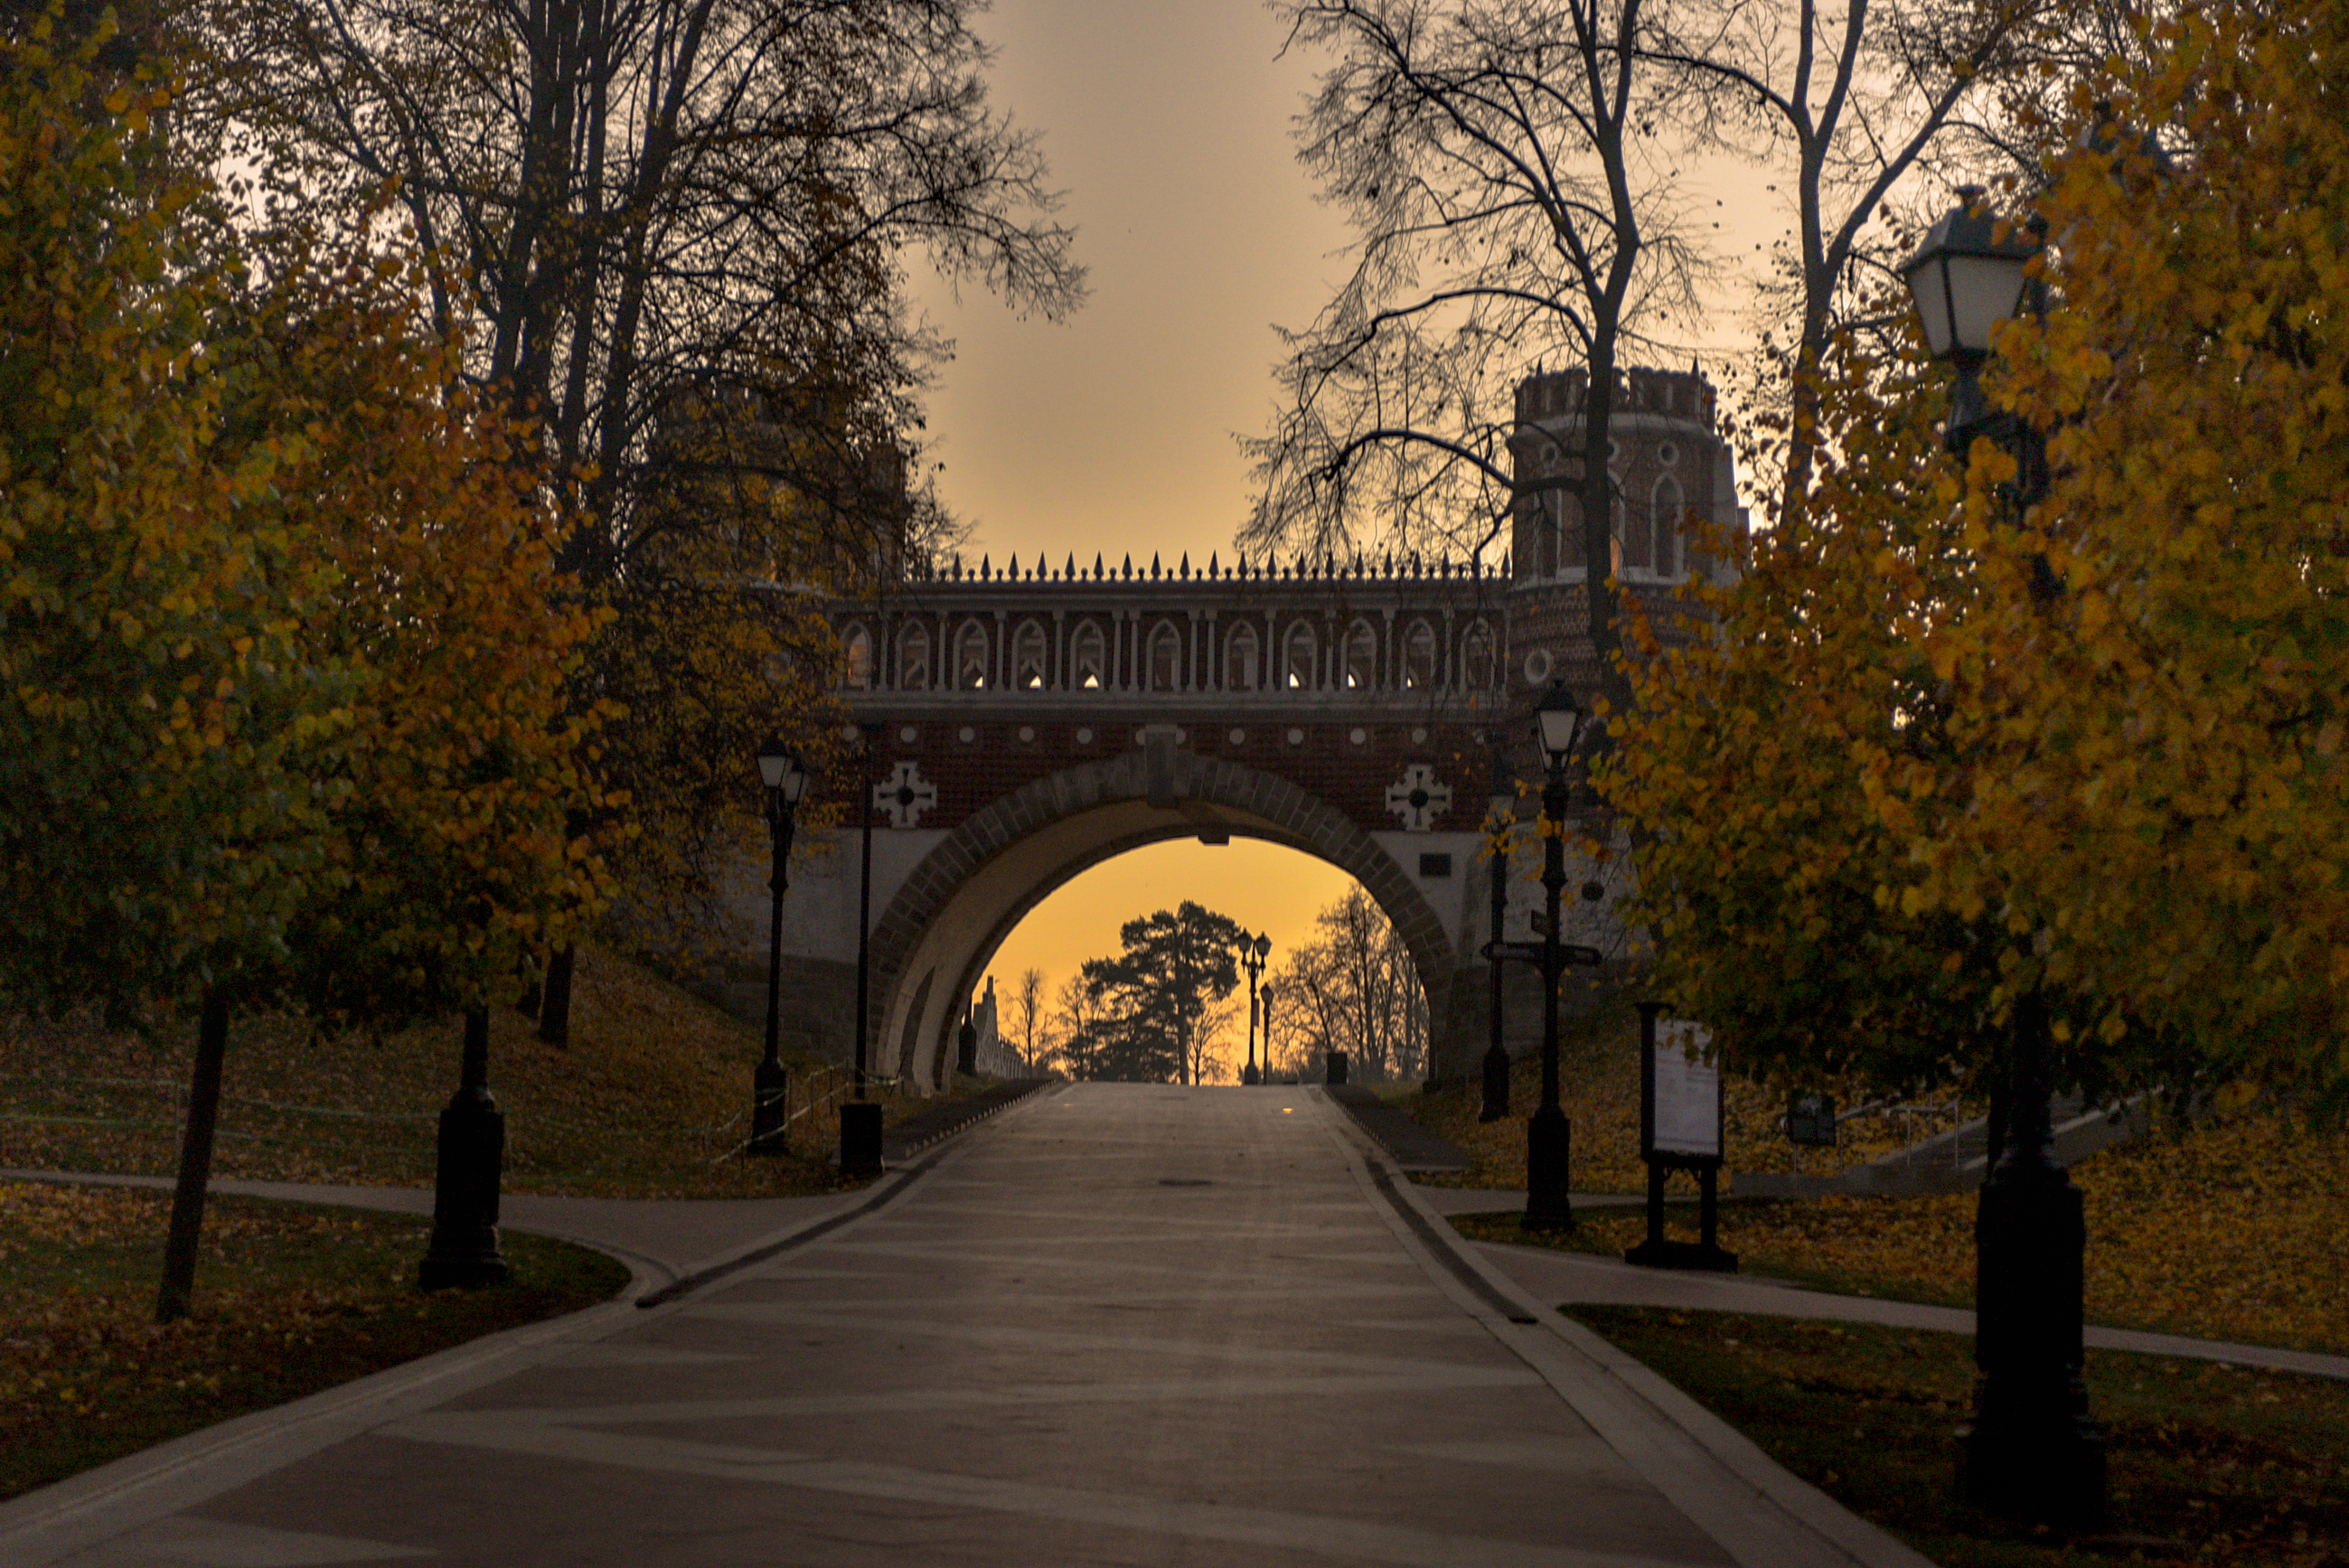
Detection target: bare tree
<box><xmin>1006</xmin><ymin>965</ymin><xmax>1047</xmax><ymax>1075</ymax></box>
<box><xmin>190</xmin><ymin>0</ymin><xmax>1084</xmax><ymax>1032</ymax></box>
<box><xmin>1048</xmin><ymin>972</ymin><xmax>1099</xmax><ymax>1082</ymax></box>
<box><xmin>1249</xmin><ymin>0</ymin><xmax>1707</xmax><ymax>714</ymax></box>
<box><xmin>1632</xmin><ymin>0</ymin><xmax>2052</xmax><ymax>528</ymax></box>
<box><xmin>1272</xmin><ymin>889</ymin><xmax>1429</xmax><ymax>1082</ymax></box>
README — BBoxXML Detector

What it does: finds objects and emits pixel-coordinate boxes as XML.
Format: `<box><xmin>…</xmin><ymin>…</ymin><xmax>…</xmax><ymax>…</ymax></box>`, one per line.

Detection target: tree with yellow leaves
<box><xmin>1872</xmin><ymin>0</ymin><xmax>2349</xmax><ymax>1111</ymax></box>
<box><xmin>0</xmin><ymin>16</ymin><xmax>608</xmax><ymax>1317</ymax></box>
<box><xmin>1600</xmin><ymin>330</ymin><xmax>2035</xmax><ymax>1103</ymax></box>
<box><xmin>1605</xmin><ymin>0</ymin><xmax>2348</xmax><ymax>1119</ymax></box>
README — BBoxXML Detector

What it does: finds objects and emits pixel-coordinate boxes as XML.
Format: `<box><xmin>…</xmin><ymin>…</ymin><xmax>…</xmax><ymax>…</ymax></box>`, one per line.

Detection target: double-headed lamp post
<box><xmin>1523</xmin><ymin>680</ymin><xmax>1584</xmax><ymax>1232</ymax></box>
<box><xmin>750</xmin><ymin>738</ymin><xmax>809</xmax><ymax>1155</ymax></box>
<box><xmin>1240</xmin><ymin>932</ymin><xmax>1270</xmax><ymax>1085</ymax></box>
<box><xmin>1903</xmin><ymin>189</ymin><xmax>2103</xmax><ymax>1529</ymax></box>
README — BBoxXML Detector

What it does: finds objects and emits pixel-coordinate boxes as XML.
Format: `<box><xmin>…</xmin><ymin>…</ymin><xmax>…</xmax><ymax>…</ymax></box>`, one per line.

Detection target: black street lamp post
<box><xmin>418</xmin><ymin>1007</ymin><xmax>510</xmax><ymax>1291</ymax></box>
<box><xmin>841</xmin><ymin>724</ymin><xmax>884</xmax><ymax>1178</ymax></box>
<box><xmin>1904</xmin><ymin>189</ymin><xmax>2104</xmax><ymax>1528</ymax></box>
<box><xmin>1523</xmin><ymin>680</ymin><xmax>1585</xmax><ymax>1232</ymax></box>
<box><xmin>1480</xmin><ymin>728</ymin><xmax>1515</xmax><ymax>1122</ymax></box>
<box><xmin>1240</xmin><ymin>932</ymin><xmax>1269</xmax><ymax>1085</ymax></box>
<box><xmin>751</xmin><ymin>739</ymin><xmax>809</xmax><ymax>1155</ymax></box>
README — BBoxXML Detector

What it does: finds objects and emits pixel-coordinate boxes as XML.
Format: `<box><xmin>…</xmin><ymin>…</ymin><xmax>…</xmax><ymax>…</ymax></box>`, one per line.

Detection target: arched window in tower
<box><xmin>1284</xmin><ymin>622</ymin><xmax>1319</xmax><ymax>690</ymax></box>
<box><xmin>1462</xmin><ymin>620</ymin><xmax>1497</xmax><ymax>690</ymax></box>
<box><xmin>1071</xmin><ymin>622</ymin><xmax>1106</xmax><ymax>690</ymax></box>
<box><xmin>1400</xmin><ymin>620</ymin><xmax>1437</xmax><ymax>690</ymax></box>
<box><xmin>956</xmin><ymin>620</ymin><xmax>990</xmax><ymax>689</ymax></box>
<box><xmin>1344</xmin><ymin>620</ymin><xmax>1377</xmax><ymax>690</ymax></box>
<box><xmin>1013</xmin><ymin>620</ymin><xmax>1048</xmax><ymax>689</ymax></box>
<box><xmin>842</xmin><ymin>623</ymin><xmax>872</xmax><ymax>689</ymax></box>
<box><xmin>1650</xmin><ymin>474</ymin><xmax>1685</xmax><ymax>577</ymax></box>
<box><xmin>1147</xmin><ymin>622</ymin><xmax>1182</xmax><ymax>691</ymax></box>
<box><xmin>897</xmin><ymin>624</ymin><xmax>930</xmax><ymax>690</ymax></box>
<box><xmin>1617</xmin><ymin>472</ymin><xmax>1649</xmax><ymax>571</ymax></box>
<box><xmin>1225</xmin><ymin>623</ymin><xmax>1260</xmax><ymax>690</ymax></box>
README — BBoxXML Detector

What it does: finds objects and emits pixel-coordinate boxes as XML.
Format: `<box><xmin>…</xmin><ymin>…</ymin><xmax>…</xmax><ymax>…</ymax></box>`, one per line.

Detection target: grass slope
<box><xmin>1413</xmin><ymin>1005</ymin><xmax>1965</xmax><ymax>1193</ymax></box>
<box><xmin>1</xmin><ymin>948</ymin><xmax>970</xmax><ymax>1198</ymax></box>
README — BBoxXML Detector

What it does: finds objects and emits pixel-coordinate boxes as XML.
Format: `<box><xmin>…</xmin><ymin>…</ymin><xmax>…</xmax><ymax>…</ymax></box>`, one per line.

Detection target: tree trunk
<box><xmin>538</xmin><ymin>944</ymin><xmax>576</xmax><ymax>1046</ymax></box>
<box><xmin>157</xmin><ymin>991</ymin><xmax>230</xmax><ymax>1323</ymax></box>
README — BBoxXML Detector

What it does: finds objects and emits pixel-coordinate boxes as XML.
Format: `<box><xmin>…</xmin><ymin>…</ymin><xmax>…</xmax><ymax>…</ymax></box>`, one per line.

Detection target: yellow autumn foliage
<box><xmin>1875</xmin><ymin>0</ymin><xmax>2349</xmax><ymax>1096</ymax></box>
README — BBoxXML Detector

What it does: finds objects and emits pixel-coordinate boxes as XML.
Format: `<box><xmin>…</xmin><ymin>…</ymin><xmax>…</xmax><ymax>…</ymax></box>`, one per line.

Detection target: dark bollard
<box><xmin>1523</xmin><ymin>1103</ymin><xmax>1574</xmax><ymax>1231</ymax></box>
<box><xmin>1325</xmin><ymin>1050</ymin><xmax>1348</xmax><ymax>1085</ymax></box>
<box><xmin>419</xmin><ymin>1008</ymin><xmax>510</xmax><ymax>1291</ymax></box>
<box><xmin>840</xmin><ymin>1100</ymin><xmax>885</xmax><ymax>1178</ymax></box>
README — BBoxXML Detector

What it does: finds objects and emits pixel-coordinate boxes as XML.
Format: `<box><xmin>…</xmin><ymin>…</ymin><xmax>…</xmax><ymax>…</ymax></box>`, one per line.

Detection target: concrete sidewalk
<box><xmin>4</xmin><ymin>1084</ymin><xmax>1940</xmax><ymax>1568</ymax></box>
<box><xmin>1464</xmin><ymin>1237</ymin><xmax>2349</xmax><ymax>1384</ymax></box>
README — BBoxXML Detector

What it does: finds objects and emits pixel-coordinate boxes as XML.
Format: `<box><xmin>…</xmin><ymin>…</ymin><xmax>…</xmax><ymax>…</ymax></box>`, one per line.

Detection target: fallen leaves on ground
<box><xmin>1456</xmin><ymin>1104</ymin><xmax>2347</xmax><ymax>1354</ymax></box>
<box><xmin>0</xmin><ymin>1183</ymin><xmax>626</xmax><ymax>1500</ymax></box>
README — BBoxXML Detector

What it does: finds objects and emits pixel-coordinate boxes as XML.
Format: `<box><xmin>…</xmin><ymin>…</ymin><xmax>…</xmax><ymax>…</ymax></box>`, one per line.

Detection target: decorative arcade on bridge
<box><xmin>729</xmin><ymin>366</ymin><xmax>1744</xmax><ymax>1091</ymax></box>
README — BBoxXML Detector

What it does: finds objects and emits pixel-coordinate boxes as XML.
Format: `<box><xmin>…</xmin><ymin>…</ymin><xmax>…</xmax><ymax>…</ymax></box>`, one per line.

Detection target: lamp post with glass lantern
<box><xmin>1523</xmin><ymin>680</ymin><xmax>1585</xmax><ymax>1232</ymax></box>
<box><xmin>1903</xmin><ymin>188</ymin><xmax>2103</xmax><ymax>1528</ymax></box>
<box><xmin>750</xmin><ymin>739</ymin><xmax>809</xmax><ymax>1154</ymax></box>
<box><xmin>1240</xmin><ymin>932</ymin><xmax>1270</xmax><ymax>1085</ymax></box>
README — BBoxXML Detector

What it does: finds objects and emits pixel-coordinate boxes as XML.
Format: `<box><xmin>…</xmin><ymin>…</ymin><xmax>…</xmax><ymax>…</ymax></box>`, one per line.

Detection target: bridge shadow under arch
<box><xmin>869</xmin><ymin>750</ymin><xmax>1458</xmax><ymax>1089</ymax></box>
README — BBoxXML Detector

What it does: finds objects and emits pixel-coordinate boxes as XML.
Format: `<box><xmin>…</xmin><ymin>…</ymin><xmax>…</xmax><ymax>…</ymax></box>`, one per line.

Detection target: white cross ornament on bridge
<box><xmin>873</xmin><ymin>760</ymin><xmax>939</xmax><ymax>829</ymax></box>
<box><xmin>1384</xmin><ymin>764</ymin><xmax>1452</xmax><ymax>832</ymax></box>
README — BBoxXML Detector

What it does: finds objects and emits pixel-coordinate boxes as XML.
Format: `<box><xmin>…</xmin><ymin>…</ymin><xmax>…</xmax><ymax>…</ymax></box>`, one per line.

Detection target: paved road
<box><xmin>11</xmin><ymin>1084</ymin><xmax>1929</xmax><ymax>1568</ymax></box>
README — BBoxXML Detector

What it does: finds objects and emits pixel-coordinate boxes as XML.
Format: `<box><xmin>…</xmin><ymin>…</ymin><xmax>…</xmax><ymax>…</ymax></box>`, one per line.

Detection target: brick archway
<box><xmin>869</xmin><ymin>748</ymin><xmax>1458</xmax><ymax>1089</ymax></box>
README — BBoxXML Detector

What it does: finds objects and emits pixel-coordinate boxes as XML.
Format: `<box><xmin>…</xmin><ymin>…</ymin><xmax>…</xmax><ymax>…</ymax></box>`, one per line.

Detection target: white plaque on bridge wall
<box><xmin>1643</xmin><ymin>1017</ymin><xmax>1722</xmax><ymax>1161</ymax></box>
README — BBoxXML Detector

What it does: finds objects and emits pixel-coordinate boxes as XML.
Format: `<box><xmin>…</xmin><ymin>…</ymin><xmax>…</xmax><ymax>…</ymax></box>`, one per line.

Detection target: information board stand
<box><xmin>1624</xmin><ymin>1001</ymin><xmax>1738</xmax><ymax>1272</ymax></box>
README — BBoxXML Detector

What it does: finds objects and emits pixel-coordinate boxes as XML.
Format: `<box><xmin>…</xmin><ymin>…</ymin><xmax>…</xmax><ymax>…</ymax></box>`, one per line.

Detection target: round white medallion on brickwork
<box><xmin>1286</xmin><ymin>728</ymin><xmax>1304</xmax><ymax>746</ymax></box>
<box><xmin>898</xmin><ymin>725</ymin><xmax>918</xmax><ymax>744</ymax></box>
<box><xmin>1349</xmin><ymin>728</ymin><xmax>1367</xmax><ymax>745</ymax></box>
<box><xmin>1411</xmin><ymin>727</ymin><xmax>1428</xmax><ymax>744</ymax></box>
<box><xmin>1018</xmin><ymin>726</ymin><xmax>1036</xmax><ymax>743</ymax></box>
<box><xmin>841</xmin><ymin>723</ymin><xmax>860</xmax><ymax>741</ymax></box>
<box><xmin>958</xmin><ymin>726</ymin><xmax>975</xmax><ymax>743</ymax></box>
<box><xmin>1076</xmin><ymin>727</ymin><xmax>1094</xmax><ymax>745</ymax></box>
<box><xmin>1523</xmin><ymin>647</ymin><xmax>1555</xmax><ymax>687</ymax></box>
<box><xmin>1228</xmin><ymin>728</ymin><xmax>1245</xmax><ymax>746</ymax></box>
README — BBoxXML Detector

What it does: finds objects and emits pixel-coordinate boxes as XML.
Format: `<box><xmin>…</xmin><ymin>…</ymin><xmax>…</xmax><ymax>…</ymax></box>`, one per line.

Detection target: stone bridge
<box><xmin>731</xmin><ymin>365</ymin><xmax>1743</xmax><ymax>1092</ymax></box>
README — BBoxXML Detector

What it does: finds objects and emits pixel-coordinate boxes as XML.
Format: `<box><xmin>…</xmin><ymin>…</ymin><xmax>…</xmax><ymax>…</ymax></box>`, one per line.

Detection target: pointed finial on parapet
<box><xmin>1123</xmin><ymin>554</ymin><xmax>1133</xmax><ymax>579</ymax></box>
<box><xmin>1179</xmin><ymin>552</ymin><xmax>1190</xmax><ymax>578</ymax></box>
<box><xmin>980</xmin><ymin>553</ymin><xmax>991</xmax><ymax>580</ymax></box>
<box><xmin>1207</xmin><ymin>551</ymin><xmax>1218</xmax><ymax>578</ymax></box>
<box><xmin>1501</xmin><ymin>549</ymin><xmax>1512</xmax><ymax>577</ymax></box>
<box><xmin>951</xmin><ymin>553</ymin><xmax>963</xmax><ymax>580</ymax></box>
<box><xmin>1066</xmin><ymin>552</ymin><xmax>1077</xmax><ymax>581</ymax></box>
<box><xmin>1151</xmin><ymin>552</ymin><xmax>1161</xmax><ymax>579</ymax></box>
